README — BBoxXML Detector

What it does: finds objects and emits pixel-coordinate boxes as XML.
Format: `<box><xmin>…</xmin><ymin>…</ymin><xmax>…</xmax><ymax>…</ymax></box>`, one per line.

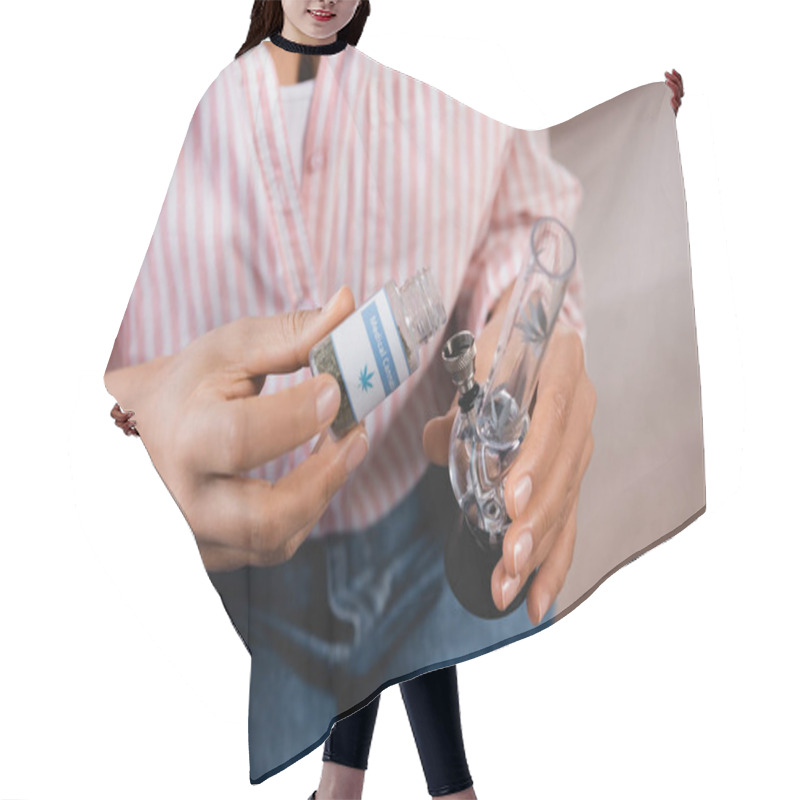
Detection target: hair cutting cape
<box><xmin>105</xmin><ymin>41</ymin><xmax>704</xmax><ymax>783</ymax></box>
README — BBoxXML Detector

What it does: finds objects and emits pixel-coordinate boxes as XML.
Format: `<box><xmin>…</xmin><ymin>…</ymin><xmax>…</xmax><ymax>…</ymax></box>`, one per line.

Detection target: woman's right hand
<box><xmin>104</xmin><ymin>287</ymin><xmax>369</xmax><ymax>573</ymax></box>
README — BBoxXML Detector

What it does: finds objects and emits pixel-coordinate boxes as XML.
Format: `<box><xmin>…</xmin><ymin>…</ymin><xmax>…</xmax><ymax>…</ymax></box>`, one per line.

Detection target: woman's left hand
<box><xmin>665</xmin><ymin>68</ymin><xmax>684</xmax><ymax>115</ymax></box>
<box><xmin>424</xmin><ymin>320</ymin><xmax>596</xmax><ymax>626</ymax></box>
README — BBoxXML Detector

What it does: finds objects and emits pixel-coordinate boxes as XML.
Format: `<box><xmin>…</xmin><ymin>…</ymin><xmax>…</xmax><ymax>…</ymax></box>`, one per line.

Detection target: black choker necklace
<box><xmin>269</xmin><ymin>31</ymin><xmax>348</xmax><ymax>55</ymax></box>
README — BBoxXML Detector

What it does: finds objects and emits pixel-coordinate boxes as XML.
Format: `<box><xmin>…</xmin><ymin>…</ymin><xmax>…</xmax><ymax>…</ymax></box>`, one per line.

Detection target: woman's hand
<box><xmin>105</xmin><ymin>287</ymin><xmax>370</xmax><ymax>573</ymax></box>
<box><xmin>492</xmin><ymin>323</ymin><xmax>595</xmax><ymax>623</ymax></box>
<box><xmin>424</xmin><ymin>313</ymin><xmax>596</xmax><ymax>626</ymax></box>
<box><xmin>110</xmin><ymin>402</ymin><xmax>139</xmax><ymax>436</ymax></box>
<box><xmin>665</xmin><ymin>68</ymin><xmax>684</xmax><ymax>115</ymax></box>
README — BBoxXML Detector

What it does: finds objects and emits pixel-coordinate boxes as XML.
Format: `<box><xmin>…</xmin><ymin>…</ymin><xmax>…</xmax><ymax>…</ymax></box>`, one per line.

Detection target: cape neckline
<box><xmin>268</xmin><ymin>30</ymin><xmax>348</xmax><ymax>56</ymax></box>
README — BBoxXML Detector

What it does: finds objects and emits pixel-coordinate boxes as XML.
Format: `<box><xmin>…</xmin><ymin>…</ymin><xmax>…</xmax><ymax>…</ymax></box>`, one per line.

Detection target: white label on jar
<box><xmin>329</xmin><ymin>287</ymin><xmax>411</xmax><ymax>423</ymax></box>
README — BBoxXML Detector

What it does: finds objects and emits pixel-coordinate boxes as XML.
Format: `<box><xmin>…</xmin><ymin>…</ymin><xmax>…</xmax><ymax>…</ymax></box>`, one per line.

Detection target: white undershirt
<box><xmin>279</xmin><ymin>78</ymin><xmax>315</xmax><ymax>188</ymax></box>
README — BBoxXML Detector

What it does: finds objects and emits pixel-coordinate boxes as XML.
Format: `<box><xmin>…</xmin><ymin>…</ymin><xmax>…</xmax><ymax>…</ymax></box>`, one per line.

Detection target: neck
<box><xmin>264</xmin><ymin>42</ymin><xmax>328</xmax><ymax>86</ymax></box>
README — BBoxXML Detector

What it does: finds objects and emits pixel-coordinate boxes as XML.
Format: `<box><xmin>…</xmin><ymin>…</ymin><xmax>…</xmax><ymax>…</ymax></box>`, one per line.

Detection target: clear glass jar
<box><xmin>309</xmin><ymin>268</ymin><xmax>446</xmax><ymax>440</ymax></box>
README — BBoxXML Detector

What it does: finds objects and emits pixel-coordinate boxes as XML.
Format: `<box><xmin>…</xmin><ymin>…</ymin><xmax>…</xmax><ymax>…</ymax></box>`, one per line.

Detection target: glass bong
<box><xmin>441</xmin><ymin>217</ymin><xmax>577</xmax><ymax>619</ymax></box>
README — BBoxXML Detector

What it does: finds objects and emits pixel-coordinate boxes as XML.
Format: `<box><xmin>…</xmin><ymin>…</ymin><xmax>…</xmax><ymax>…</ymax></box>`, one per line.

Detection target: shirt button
<box><xmin>308</xmin><ymin>151</ymin><xmax>326</xmax><ymax>171</ymax></box>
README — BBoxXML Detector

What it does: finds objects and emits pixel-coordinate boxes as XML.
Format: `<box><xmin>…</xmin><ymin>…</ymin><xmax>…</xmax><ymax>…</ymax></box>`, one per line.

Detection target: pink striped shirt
<box><xmin>107</xmin><ymin>40</ymin><xmax>585</xmax><ymax>537</ymax></box>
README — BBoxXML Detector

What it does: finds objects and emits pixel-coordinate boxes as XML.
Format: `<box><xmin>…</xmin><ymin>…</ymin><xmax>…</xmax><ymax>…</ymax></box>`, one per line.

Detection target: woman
<box><xmin>240</xmin><ymin>11</ymin><xmax>503</xmax><ymax>799</ymax></box>
<box><xmin>107</xmin><ymin>0</ymin><xmax>682</xmax><ymax>795</ymax></box>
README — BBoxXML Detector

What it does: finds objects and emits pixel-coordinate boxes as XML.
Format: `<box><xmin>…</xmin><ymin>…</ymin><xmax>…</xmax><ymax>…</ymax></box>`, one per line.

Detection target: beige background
<box><xmin>549</xmin><ymin>82</ymin><xmax>705</xmax><ymax>615</ymax></box>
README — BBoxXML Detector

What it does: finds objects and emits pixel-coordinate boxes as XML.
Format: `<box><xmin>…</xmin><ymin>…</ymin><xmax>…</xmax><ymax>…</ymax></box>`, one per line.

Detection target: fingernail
<box><xmin>513</xmin><ymin>530</ymin><xmax>533</xmax><ymax>576</ymax></box>
<box><xmin>500</xmin><ymin>573</ymin><xmax>521</xmax><ymax>610</ymax></box>
<box><xmin>512</xmin><ymin>475</ymin><xmax>531</xmax><ymax>516</ymax></box>
<box><xmin>345</xmin><ymin>432</ymin><xmax>369</xmax><ymax>474</ymax></box>
<box><xmin>322</xmin><ymin>287</ymin><xmax>343</xmax><ymax>314</ymax></box>
<box><xmin>536</xmin><ymin>591</ymin><xmax>551</xmax><ymax>625</ymax></box>
<box><xmin>316</xmin><ymin>382</ymin><xmax>340</xmax><ymax>423</ymax></box>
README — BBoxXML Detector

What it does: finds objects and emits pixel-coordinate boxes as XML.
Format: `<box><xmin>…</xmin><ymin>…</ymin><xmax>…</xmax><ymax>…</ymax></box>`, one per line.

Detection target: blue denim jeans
<box><xmin>209</xmin><ymin>463</ymin><xmax>556</xmax><ymax>784</ymax></box>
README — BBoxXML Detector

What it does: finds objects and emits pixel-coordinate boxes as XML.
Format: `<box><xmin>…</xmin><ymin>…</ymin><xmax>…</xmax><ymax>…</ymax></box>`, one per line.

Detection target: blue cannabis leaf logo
<box><xmin>514</xmin><ymin>297</ymin><xmax>549</xmax><ymax>346</ymax></box>
<box><xmin>359</xmin><ymin>365</ymin><xmax>375</xmax><ymax>392</ymax></box>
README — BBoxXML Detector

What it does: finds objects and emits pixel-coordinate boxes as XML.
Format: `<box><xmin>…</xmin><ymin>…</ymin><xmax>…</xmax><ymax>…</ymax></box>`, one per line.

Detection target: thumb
<box><xmin>423</xmin><ymin>397</ymin><xmax>458</xmax><ymax>466</ymax></box>
<box><xmin>297</xmin><ymin>285</ymin><xmax>357</xmax><ymax>355</ymax></box>
<box><xmin>225</xmin><ymin>286</ymin><xmax>356</xmax><ymax>377</ymax></box>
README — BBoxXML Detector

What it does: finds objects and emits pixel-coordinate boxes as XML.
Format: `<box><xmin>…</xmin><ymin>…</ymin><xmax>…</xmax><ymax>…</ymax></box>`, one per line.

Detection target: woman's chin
<box><xmin>297</xmin><ymin>29</ymin><xmax>340</xmax><ymax>45</ymax></box>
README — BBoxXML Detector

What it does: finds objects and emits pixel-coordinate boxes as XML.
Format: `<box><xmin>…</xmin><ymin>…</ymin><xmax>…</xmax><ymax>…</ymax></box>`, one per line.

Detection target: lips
<box><xmin>308</xmin><ymin>9</ymin><xmax>335</xmax><ymax>21</ymax></box>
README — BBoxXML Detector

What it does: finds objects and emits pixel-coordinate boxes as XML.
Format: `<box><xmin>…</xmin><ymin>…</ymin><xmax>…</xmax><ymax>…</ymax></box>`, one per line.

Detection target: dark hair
<box><xmin>235</xmin><ymin>1</ymin><xmax>371</xmax><ymax>59</ymax></box>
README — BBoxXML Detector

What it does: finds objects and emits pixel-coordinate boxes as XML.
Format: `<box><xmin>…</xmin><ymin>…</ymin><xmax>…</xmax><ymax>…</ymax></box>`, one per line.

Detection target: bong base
<box><xmin>445</xmin><ymin>514</ymin><xmax>535</xmax><ymax>619</ymax></box>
